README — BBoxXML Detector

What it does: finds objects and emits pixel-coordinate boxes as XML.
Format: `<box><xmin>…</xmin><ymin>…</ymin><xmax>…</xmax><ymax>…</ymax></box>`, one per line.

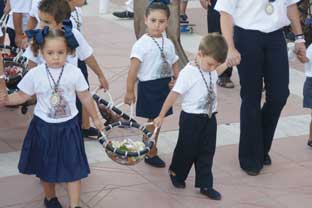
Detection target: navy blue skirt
<box><xmin>18</xmin><ymin>116</ymin><xmax>90</xmax><ymax>183</ymax></box>
<box><xmin>303</xmin><ymin>77</ymin><xmax>312</xmax><ymax>108</ymax></box>
<box><xmin>136</xmin><ymin>77</ymin><xmax>173</xmax><ymax>119</ymax></box>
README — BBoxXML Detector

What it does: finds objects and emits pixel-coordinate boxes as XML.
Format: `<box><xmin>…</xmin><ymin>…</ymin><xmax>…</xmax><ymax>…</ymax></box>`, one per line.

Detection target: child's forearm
<box><xmin>216</xmin><ymin>63</ymin><xmax>228</xmax><ymax>75</ymax></box>
<box><xmin>26</xmin><ymin>16</ymin><xmax>38</xmax><ymax>30</ymax></box>
<box><xmin>172</xmin><ymin>61</ymin><xmax>180</xmax><ymax>79</ymax></box>
<box><xmin>126</xmin><ymin>71</ymin><xmax>137</xmax><ymax>93</ymax></box>
<box><xmin>159</xmin><ymin>91</ymin><xmax>179</xmax><ymax>118</ymax></box>
<box><xmin>84</xmin><ymin>55</ymin><xmax>106</xmax><ymax>79</ymax></box>
<box><xmin>127</xmin><ymin>58</ymin><xmax>140</xmax><ymax>93</ymax></box>
<box><xmin>6</xmin><ymin>91</ymin><xmax>31</xmax><ymax>106</ymax></box>
<box><xmin>13</xmin><ymin>13</ymin><xmax>23</xmax><ymax>35</ymax></box>
<box><xmin>78</xmin><ymin>91</ymin><xmax>100</xmax><ymax>121</ymax></box>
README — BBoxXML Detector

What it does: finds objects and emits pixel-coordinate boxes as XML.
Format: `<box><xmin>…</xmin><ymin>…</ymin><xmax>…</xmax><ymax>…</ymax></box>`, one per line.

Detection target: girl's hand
<box><xmin>226</xmin><ymin>47</ymin><xmax>241</xmax><ymax>67</ymax></box>
<box><xmin>98</xmin><ymin>76</ymin><xmax>109</xmax><ymax>91</ymax></box>
<box><xmin>153</xmin><ymin>116</ymin><xmax>164</xmax><ymax>128</ymax></box>
<box><xmin>124</xmin><ymin>92</ymin><xmax>136</xmax><ymax>105</ymax></box>
<box><xmin>93</xmin><ymin>118</ymin><xmax>105</xmax><ymax>133</ymax></box>
<box><xmin>168</xmin><ymin>77</ymin><xmax>176</xmax><ymax>90</ymax></box>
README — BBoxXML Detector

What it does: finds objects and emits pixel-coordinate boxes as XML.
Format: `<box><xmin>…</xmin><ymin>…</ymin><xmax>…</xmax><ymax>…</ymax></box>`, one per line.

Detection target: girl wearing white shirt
<box><xmin>124</xmin><ymin>1</ymin><xmax>179</xmax><ymax>168</ymax></box>
<box><xmin>154</xmin><ymin>34</ymin><xmax>229</xmax><ymax>200</ymax></box>
<box><xmin>23</xmin><ymin>0</ymin><xmax>109</xmax><ymax>137</ymax></box>
<box><xmin>0</xmin><ymin>28</ymin><xmax>104</xmax><ymax>208</ymax></box>
<box><xmin>215</xmin><ymin>0</ymin><xmax>306</xmax><ymax>176</ymax></box>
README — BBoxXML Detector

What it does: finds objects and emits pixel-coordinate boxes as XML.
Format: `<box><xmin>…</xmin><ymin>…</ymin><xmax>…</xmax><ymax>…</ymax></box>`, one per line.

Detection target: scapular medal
<box><xmin>46</xmin><ymin>64</ymin><xmax>64</xmax><ymax>107</ymax></box>
<box><xmin>50</xmin><ymin>89</ymin><xmax>61</xmax><ymax>107</ymax></box>
<box><xmin>265</xmin><ymin>2</ymin><xmax>274</xmax><ymax>15</ymax></box>
<box><xmin>160</xmin><ymin>57</ymin><xmax>172</xmax><ymax>77</ymax></box>
<box><xmin>207</xmin><ymin>88</ymin><xmax>216</xmax><ymax>118</ymax></box>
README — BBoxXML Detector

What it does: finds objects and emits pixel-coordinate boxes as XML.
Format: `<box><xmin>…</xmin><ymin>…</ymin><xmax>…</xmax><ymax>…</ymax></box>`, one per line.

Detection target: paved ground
<box><xmin>0</xmin><ymin>0</ymin><xmax>312</xmax><ymax>207</ymax></box>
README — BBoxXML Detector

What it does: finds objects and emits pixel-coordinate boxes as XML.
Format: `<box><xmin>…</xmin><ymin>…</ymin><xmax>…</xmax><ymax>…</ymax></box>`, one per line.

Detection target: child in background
<box><xmin>154</xmin><ymin>33</ymin><xmax>229</xmax><ymax>200</ymax></box>
<box><xmin>23</xmin><ymin>0</ymin><xmax>109</xmax><ymax>137</ymax></box>
<box><xmin>124</xmin><ymin>1</ymin><xmax>179</xmax><ymax>168</ymax></box>
<box><xmin>0</xmin><ymin>28</ymin><xmax>104</xmax><ymax>208</ymax></box>
<box><xmin>301</xmin><ymin>43</ymin><xmax>312</xmax><ymax>148</ymax></box>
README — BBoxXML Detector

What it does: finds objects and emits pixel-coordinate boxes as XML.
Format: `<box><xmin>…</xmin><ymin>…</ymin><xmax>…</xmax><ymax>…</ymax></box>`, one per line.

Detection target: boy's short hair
<box><xmin>39</xmin><ymin>0</ymin><xmax>71</xmax><ymax>24</ymax></box>
<box><xmin>198</xmin><ymin>33</ymin><xmax>228</xmax><ymax>63</ymax></box>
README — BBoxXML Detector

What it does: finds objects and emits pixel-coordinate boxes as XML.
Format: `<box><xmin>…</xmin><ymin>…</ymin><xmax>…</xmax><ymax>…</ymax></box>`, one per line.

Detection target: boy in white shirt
<box><xmin>154</xmin><ymin>33</ymin><xmax>229</xmax><ymax>200</ymax></box>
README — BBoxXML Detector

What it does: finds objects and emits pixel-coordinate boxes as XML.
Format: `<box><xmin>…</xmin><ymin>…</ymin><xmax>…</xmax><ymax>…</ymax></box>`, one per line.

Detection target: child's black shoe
<box><xmin>144</xmin><ymin>155</ymin><xmax>166</xmax><ymax>168</ymax></box>
<box><xmin>44</xmin><ymin>197</ymin><xmax>63</xmax><ymax>208</ymax></box>
<box><xmin>169</xmin><ymin>170</ymin><xmax>185</xmax><ymax>188</ymax></box>
<box><xmin>200</xmin><ymin>188</ymin><xmax>222</xmax><ymax>200</ymax></box>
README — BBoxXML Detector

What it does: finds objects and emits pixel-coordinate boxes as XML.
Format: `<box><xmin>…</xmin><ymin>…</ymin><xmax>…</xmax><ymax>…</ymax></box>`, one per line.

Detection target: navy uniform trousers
<box><xmin>169</xmin><ymin>111</ymin><xmax>217</xmax><ymax>188</ymax></box>
<box><xmin>234</xmin><ymin>26</ymin><xmax>289</xmax><ymax>171</ymax></box>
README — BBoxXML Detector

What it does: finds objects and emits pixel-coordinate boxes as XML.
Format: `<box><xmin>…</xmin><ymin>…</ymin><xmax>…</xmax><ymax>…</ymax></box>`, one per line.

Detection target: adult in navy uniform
<box><xmin>215</xmin><ymin>0</ymin><xmax>306</xmax><ymax>175</ymax></box>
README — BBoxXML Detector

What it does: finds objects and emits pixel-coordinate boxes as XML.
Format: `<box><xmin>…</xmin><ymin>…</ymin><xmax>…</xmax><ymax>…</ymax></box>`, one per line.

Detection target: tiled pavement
<box><xmin>0</xmin><ymin>0</ymin><xmax>312</xmax><ymax>207</ymax></box>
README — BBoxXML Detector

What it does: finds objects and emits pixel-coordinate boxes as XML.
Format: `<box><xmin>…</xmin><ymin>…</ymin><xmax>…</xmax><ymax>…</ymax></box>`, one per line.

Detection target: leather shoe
<box><xmin>244</xmin><ymin>169</ymin><xmax>260</xmax><ymax>176</ymax></box>
<box><xmin>168</xmin><ymin>170</ymin><xmax>185</xmax><ymax>188</ymax></box>
<box><xmin>144</xmin><ymin>155</ymin><xmax>166</xmax><ymax>168</ymax></box>
<box><xmin>200</xmin><ymin>188</ymin><xmax>222</xmax><ymax>200</ymax></box>
<box><xmin>263</xmin><ymin>154</ymin><xmax>272</xmax><ymax>166</ymax></box>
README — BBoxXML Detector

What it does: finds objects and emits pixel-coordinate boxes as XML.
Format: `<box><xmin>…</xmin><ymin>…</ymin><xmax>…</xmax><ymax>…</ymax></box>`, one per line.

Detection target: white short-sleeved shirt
<box><xmin>29</xmin><ymin>0</ymin><xmax>40</xmax><ymax>26</ymax></box>
<box><xmin>18</xmin><ymin>63</ymin><xmax>89</xmax><ymax>123</ymax></box>
<box><xmin>215</xmin><ymin>0</ymin><xmax>299</xmax><ymax>33</ymax></box>
<box><xmin>10</xmin><ymin>0</ymin><xmax>32</xmax><ymax>13</ymax></box>
<box><xmin>305</xmin><ymin>44</ymin><xmax>312</xmax><ymax>77</ymax></box>
<box><xmin>70</xmin><ymin>8</ymin><xmax>83</xmax><ymax>32</ymax></box>
<box><xmin>173</xmin><ymin>63</ymin><xmax>218</xmax><ymax>114</ymax></box>
<box><xmin>6</xmin><ymin>11</ymin><xmax>29</xmax><ymax>31</ymax></box>
<box><xmin>130</xmin><ymin>34</ymin><xmax>179</xmax><ymax>81</ymax></box>
<box><xmin>23</xmin><ymin>28</ymin><xmax>93</xmax><ymax>65</ymax></box>
<box><xmin>29</xmin><ymin>0</ymin><xmax>83</xmax><ymax>31</ymax></box>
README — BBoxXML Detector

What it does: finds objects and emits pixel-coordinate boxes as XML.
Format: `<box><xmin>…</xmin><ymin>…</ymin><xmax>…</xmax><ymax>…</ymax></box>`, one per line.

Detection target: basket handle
<box><xmin>115</xmin><ymin>102</ymin><xmax>134</xmax><ymax>120</ymax></box>
<box><xmin>141</xmin><ymin>122</ymin><xmax>159</xmax><ymax>143</ymax></box>
<box><xmin>92</xmin><ymin>87</ymin><xmax>114</xmax><ymax>107</ymax></box>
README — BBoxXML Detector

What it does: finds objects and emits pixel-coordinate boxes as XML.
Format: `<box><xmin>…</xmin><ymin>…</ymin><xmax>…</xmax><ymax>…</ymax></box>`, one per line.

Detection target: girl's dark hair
<box><xmin>145</xmin><ymin>1</ymin><xmax>170</xmax><ymax>18</ymax></box>
<box><xmin>39</xmin><ymin>0</ymin><xmax>71</xmax><ymax>24</ymax></box>
<box><xmin>31</xmin><ymin>29</ymin><xmax>75</xmax><ymax>57</ymax></box>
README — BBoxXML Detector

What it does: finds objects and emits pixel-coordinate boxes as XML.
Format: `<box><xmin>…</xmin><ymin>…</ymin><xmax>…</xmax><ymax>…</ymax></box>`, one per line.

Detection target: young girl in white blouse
<box><xmin>124</xmin><ymin>0</ymin><xmax>179</xmax><ymax>168</ymax></box>
<box><xmin>0</xmin><ymin>28</ymin><xmax>104</xmax><ymax>208</ymax></box>
<box><xmin>23</xmin><ymin>0</ymin><xmax>108</xmax><ymax>137</ymax></box>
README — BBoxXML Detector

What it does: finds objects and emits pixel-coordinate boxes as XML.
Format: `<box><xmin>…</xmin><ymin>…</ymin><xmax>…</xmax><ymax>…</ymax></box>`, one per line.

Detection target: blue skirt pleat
<box><xmin>136</xmin><ymin>77</ymin><xmax>173</xmax><ymax>119</ymax></box>
<box><xmin>18</xmin><ymin>116</ymin><xmax>90</xmax><ymax>183</ymax></box>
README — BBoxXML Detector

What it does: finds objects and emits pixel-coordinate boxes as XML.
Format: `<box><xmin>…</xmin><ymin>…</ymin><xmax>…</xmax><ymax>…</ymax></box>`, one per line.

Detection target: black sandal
<box><xmin>217</xmin><ymin>77</ymin><xmax>235</xmax><ymax>88</ymax></box>
<box><xmin>307</xmin><ymin>140</ymin><xmax>312</xmax><ymax>147</ymax></box>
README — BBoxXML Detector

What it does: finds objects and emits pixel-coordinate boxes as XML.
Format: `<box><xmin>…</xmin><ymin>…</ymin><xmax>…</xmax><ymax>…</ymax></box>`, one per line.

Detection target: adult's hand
<box><xmin>226</xmin><ymin>47</ymin><xmax>241</xmax><ymax>67</ymax></box>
